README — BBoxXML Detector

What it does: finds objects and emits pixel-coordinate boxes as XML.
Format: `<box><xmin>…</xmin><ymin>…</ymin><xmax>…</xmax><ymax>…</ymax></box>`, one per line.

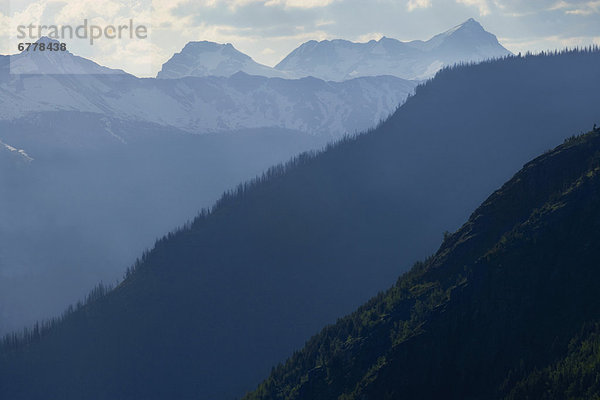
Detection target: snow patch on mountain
<box><xmin>0</xmin><ymin>139</ymin><xmax>33</xmax><ymax>162</ymax></box>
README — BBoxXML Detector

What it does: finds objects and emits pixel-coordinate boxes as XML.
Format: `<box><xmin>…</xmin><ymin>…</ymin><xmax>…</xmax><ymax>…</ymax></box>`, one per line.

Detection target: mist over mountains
<box><xmin>0</xmin><ymin>115</ymin><xmax>329</xmax><ymax>334</ymax></box>
<box><xmin>0</xmin><ymin>37</ymin><xmax>413</xmax><ymax>334</ymax></box>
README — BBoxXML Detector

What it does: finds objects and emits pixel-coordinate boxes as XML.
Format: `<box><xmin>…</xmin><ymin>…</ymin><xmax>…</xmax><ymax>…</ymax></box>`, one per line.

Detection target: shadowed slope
<box><xmin>245</xmin><ymin>127</ymin><xmax>600</xmax><ymax>400</ymax></box>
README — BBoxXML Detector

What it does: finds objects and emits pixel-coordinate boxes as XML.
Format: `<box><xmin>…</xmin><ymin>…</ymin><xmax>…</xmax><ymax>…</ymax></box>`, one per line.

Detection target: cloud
<box><xmin>3</xmin><ymin>0</ymin><xmax>155</xmax><ymax>75</ymax></box>
<box><xmin>547</xmin><ymin>0</ymin><xmax>600</xmax><ymax>14</ymax></box>
<box><xmin>202</xmin><ymin>0</ymin><xmax>340</xmax><ymax>9</ymax></box>
<box><xmin>265</xmin><ymin>0</ymin><xmax>339</xmax><ymax>8</ymax></box>
<box><xmin>549</xmin><ymin>1</ymin><xmax>571</xmax><ymax>10</ymax></box>
<box><xmin>456</xmin><ymin>0</ymin><xmax>491</xmax><ymax>15</ymax></box>
<box><xmin>89</xmin><ymin>34</ymin><xmax>159</xmax><ymax>75</ymax></box>
<box><xmin>355</xmin><ymin>32</ymin><xmax>384</xmax><ymax>42</ymax></box>
<box><xmin>565</xmin><ymin>0</ymin><xmax>600</xmax><ymax>15</ymax></box>
<box><xmin>315</xmin><ymin>19</ymin><xmax>335</xmax><ymax>27</ymax></box>
<box><xmin>407</xmin><ymin>0</ymin><xmax>432</xmax><ymax>11</ymax></box>
<box><xmin>500</xmin><ymin>33</ymin><xmax>600</xmax><ymax>55</ymax></box>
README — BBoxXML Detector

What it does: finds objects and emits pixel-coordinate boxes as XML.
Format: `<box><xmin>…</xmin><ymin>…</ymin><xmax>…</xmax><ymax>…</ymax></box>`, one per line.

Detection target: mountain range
<box><xmin>0</xmin><ymin>19</ymin><xmax>508</xmax><ymax>334</ymax></box>
<box><xmin>0</xmin><ymin>42</ymin><xmax>415</xmax><ymax>334</ymax></box>
<box><xmin>1</xmin><ymin>19</ymin><xmax>510</xmax><ymax>137</ymax></box>
<box><xmin>0</xmin><ymin>39</ymin><xmax>416</xmax><ymax>138</ymax></box>
<box><xmin>158</xmin><ymin>19</ymin><xmax>511</xmax><ymax>81</ymax></box>
<box><xmin>1</xmin><ymin>48</ymin><xmax>598</xmax><ymax>400</ymax></box>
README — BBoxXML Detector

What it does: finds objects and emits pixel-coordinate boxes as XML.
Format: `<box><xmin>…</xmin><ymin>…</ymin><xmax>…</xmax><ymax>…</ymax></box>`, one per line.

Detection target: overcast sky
<box><xmin>1</xmin><ymin>0</ymin><xmax>599</xmax><ymax>77</ymax></box>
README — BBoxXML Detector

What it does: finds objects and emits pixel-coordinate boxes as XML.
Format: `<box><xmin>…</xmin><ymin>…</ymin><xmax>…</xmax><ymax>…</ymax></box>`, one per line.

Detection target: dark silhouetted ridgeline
<box><xmin>245</xmin><ymin>127</ymin><xmax>600</xmax><ymax>399</ymax></box>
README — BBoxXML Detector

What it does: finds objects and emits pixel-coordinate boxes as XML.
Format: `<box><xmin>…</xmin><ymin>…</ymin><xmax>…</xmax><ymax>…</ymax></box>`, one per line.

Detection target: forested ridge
<box><xmin>245</xmin><ymin>127</ymin><xmax>600</xmax><ymax>399</ymax></box>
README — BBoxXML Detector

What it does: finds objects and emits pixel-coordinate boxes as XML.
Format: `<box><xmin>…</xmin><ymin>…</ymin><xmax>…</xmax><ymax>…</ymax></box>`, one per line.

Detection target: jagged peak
<box><xmin>181</xmin><ymin>41</ymin><xmax>239</xmax><ymax>52</ymax></box>
<box><xmin>440</xmin><ymin>18</ymin><xmax>485</xmax><ymax>37</ymax></box>
<box><xmin>175</xmin><ymin>41</ymin><xmax>251</xmax><ymax>63</ymax></box>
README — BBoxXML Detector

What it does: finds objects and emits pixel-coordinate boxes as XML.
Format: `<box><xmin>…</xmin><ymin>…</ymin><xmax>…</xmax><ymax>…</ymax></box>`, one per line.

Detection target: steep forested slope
<box><xmin>0</xmin><ymin>117</ymin><xmax>326</xmax><ymax>334</ymax></box>
<box><xmin>0</xmin><ymin>49</ymin><xmax>599</xmax><ymax>400</ymax></box>
<box><xmin>506</xmin><ymin>324</ymin><xmax>600</xmax><ymax>399</ymax></box>
<box><xmin>245</xmin><ymin>127</ymin><xmax>600</xmax><ymax>400</ymax></box>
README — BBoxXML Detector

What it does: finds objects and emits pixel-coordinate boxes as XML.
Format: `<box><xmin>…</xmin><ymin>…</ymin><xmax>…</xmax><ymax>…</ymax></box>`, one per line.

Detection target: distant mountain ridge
<box><xmin>0</xmin><ymin>42</ymin><xmax>416</xmax><ymax>137</ymax></box>
<box><xmin>157</xmin><ymin>19</ymin><xmax>511</xmax><ymax>81</ymax></box>
<box><xmin>275</xmin><ymin>18</ymin><xmax>511</xmax><ymax>81</ymax></box>
<box><xmin>0</xmin><ymin>19</ymin><xmax>509</xmax><ymax>137</ymax></box>
<box><xmin>5</xmin><ymin>19</ymin><xmax>509</xmax><ymax>82</ymax></box>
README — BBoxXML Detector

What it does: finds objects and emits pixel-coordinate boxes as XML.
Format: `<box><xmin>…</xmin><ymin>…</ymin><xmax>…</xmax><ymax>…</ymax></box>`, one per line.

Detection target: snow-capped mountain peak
<box><xmin>157</xmin><ymin>41</ymin><xmax>289</xmax><ymax>79</ymax></box>
<box><xmin>275</xmin><ymin>19</ymin><xmax>511</xmax><ymax>81</ymax></box>
<box><xmin>443</xmin><ymin>18</ymin><xmax>482</xmax><ymax>36</ymax></box>
<box><xmin>416</xmin><ymin>18</ymin><xmax>509</xmax><ymax>56</ymax></box>
<box><xmin>8</xmin><ymin>36</ymin><xmax>126</xmax><ymax>75</ymax></box>
<box><xmin>181</xmin><ymin>41</ymin><xmax>251</xmax><ymax>63</ymax></box>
